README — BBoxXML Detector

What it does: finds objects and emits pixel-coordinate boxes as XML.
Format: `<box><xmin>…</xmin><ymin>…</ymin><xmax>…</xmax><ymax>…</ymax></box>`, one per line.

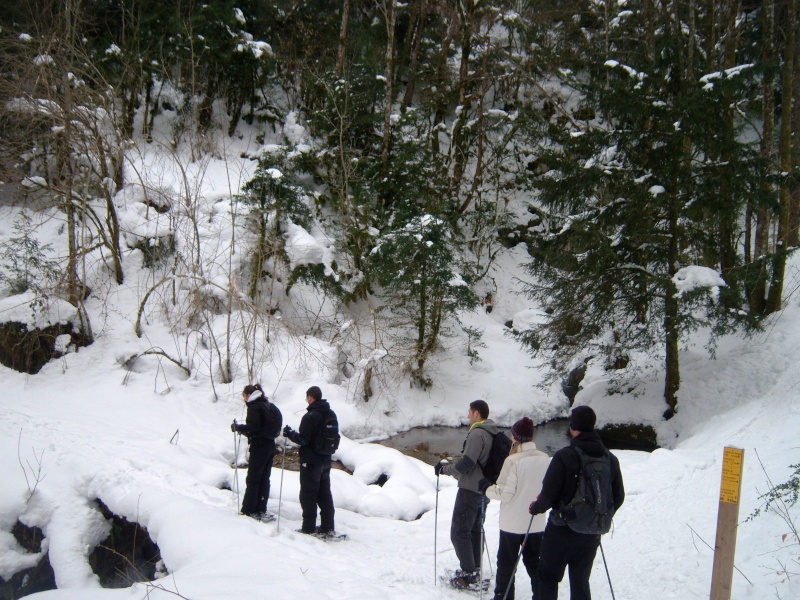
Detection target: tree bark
<box><xmin>750</xmin><ymin>0</ymin><xmax>775</xmax><ymax>314</ymax></box>
<box><xmin>336</xmin><ymin>0</ymin><xmax>351</xmax><ymax>77</ymax></box>
<box><xmin>400</xmin><ymin>0</ymin><xmax>430</xmax><ymax>113</ymax></box>
<box><xmin>766</xmin><ymin>0</ymin><xmax>796</xmax><ymax>314</ymax></box>
<box><xmin>381</xmin><ymin>0</ymin><xmax>397</xmax><ymax>174</ymax></box>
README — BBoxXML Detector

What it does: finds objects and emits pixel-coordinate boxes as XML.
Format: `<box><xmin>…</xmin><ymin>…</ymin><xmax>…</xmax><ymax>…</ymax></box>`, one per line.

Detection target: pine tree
<box><xmin>516</xmin><ymin>0</ymin><xmax>759</xmax><ymax>418</ymax></box>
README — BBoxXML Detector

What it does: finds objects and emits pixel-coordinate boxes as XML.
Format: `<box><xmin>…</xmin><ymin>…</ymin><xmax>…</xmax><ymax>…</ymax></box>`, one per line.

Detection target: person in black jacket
<box><xmin>282</xmin><ymin>386</ymin><xmax>337</xmax><ymax>535</ymax></box>
<box><xmin>232</xmin><ymin>384</ymin><xmax>282</xmax><ymax>520</ymax></box>
<box><xmin>528</xmin><ymin>406</ymin><xmax>624</xmax><ymax>600</ymax></box>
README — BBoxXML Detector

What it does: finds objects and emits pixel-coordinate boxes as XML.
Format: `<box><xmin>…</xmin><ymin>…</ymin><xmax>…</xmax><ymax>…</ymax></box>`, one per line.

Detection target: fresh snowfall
<box><xmin>0</xmin><ymin>128</ymin><xmax>799</xmax><ymax>600</ymax></box>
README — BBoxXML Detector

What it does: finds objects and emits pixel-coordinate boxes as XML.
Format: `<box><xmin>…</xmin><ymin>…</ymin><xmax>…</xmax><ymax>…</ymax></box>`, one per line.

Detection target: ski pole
<box><xmin>479</xmin><ymin>494</ymin><xmax>486</xmax><ymax>600</ymax></box>
<box><xmin>277</xmin><ymin>437</ymin><xmax>287</xmax><ymax>532</ymax></box>
<box><xmin>233</xmin><ymin>427</ymin><xmax>241</xmax><ymax>513</ymax></box>
<box><xmin>434</xmin><ymin>473</ymin><xmax>440</xmax><ymax>585</ymax></box>
<box><xmin>600</xmin><ymin>540</ymin><xmax>616</xmax><ymax>600</ymax></box>
<box><xmin>483</xmin><ymin>530</ymin><xmax>494</xmax><ymax>576</ymax></box>
<box><xmin>501</xmin><ymin>514</ymin><xmax>534</xmax><ymax>600</ymax></box>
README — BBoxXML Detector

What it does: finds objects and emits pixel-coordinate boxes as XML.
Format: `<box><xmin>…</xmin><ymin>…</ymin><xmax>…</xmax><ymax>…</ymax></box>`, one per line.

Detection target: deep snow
<box><xmin>0</xmin><ymin>132</ymin><xmax>798</xmax><ymax>600</ymax></box>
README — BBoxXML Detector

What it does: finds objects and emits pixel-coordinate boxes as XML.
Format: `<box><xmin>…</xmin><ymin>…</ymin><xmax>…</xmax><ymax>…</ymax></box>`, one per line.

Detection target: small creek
<box><xmin>376</xmin><ymin>419</ymin><xmax>573</xmax><ymax>464</ymax></box>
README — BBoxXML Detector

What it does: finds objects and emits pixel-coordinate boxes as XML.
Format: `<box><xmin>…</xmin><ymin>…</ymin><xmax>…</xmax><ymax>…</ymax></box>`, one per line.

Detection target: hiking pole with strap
<box><xmin>434</xmin><ymin>473</ymin><xmax>440</xmax><ymax>585</ymax></box>
<box><xmin>482</xmin><ymin>530</ymin><xmax>494</xmax><ymax>577</ymax></box>
<box><xmin>277</xmin><ymin>437</ymin><xmax>287</xmax><ymax>532</ymax></box>
<box><xmin>232</xmin><ymin>424</ymin><xmax>241</xmax><ymax>513</ymax></box>
<box><xmin>501</xmin><ymin>514</ymin><xmax>534</xmax><ymax>600</ymax></box>
<box><xmin>479</xmin><ymin>494</ymin><xmax>486</xmax><ymax>600</ymax></box>
<box><xmin>599</xmin><ymin>540</ymin><xmax>616</xmax><ymax>600</ymax></box>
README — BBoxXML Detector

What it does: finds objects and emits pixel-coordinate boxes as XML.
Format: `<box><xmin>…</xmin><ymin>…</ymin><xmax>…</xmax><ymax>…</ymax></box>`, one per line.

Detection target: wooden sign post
<box><xmin>709</xmin><ymin>446</ymin><xmax>744</xmax><ymax>600</ymax></box>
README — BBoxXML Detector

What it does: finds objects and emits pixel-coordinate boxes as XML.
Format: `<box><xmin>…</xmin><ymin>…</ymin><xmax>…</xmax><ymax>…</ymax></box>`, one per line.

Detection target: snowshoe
<box><xmin>312</xmin><ymin>528</ymin><xmax>348</xmax><ymax>542</ymax></box>
<box><xmin>440</xmin><ymin>569</ymin><xmax>491</xmax><ymax>592</ymax></box>
<box><xmin>242</xmin><ymin>511</ymin><xmax>276</xmax><ymax>523</ymax></box>
<box><xmin>254</xmin><ymin>512</ymin><xmax>276</xmax><ymax>523</ymax></box>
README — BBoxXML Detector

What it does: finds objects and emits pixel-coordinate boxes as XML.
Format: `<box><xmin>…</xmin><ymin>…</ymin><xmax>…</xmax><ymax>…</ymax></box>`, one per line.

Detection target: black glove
<box><xmin>434</xmin><ymin>459</ymin><xmax>448</xmax><ymax>477</ymax></box>
<box><xmin>231</xmin><ymin>421</ymin><xmax>239</xmax><ymax>433</ymax></box>
<box><xmin>282</xmin><ymin>425</ymin><xmax>292</xmax><ymax>438</ymax></box>
<box><xmin>529</xmin><ymin>498</ymin><xmax>540</xmax><ymax>515</ymax></box>
<box><xmin>478</xmin><ymin>479</ymin><xmax>491</xmax><ymax>494</ymax></box>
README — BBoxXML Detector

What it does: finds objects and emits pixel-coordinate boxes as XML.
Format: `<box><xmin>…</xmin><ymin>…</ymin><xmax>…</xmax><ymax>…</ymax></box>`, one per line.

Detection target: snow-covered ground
<box><xmin>0</xmin><ymin>130</ymin><xmax>798</xmax><ymax>599</ymax></box>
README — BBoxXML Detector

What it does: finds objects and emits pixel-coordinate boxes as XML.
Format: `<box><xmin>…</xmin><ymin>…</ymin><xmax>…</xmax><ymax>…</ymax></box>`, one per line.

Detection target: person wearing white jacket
<box><xmin>485</xmin><ymin>417</ymin><xmax>550</xmax><ymax>600</ymax></box>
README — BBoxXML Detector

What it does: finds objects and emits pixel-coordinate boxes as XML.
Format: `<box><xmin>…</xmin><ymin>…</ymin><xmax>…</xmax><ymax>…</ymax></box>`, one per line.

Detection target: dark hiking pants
<box><xmin>537</xmin><ymin>522</ymin><xmax>600</xmax><ymax>600</ymax></box>
<box><xmin>241</xmin><ymin>443</ymin><xmax>276</xmax><ymax>515</ymax></box>
<box><xmin>299</xmin><ymin>459</ymin><xmax>334</xmax><ymax>532</ymax></box>
<box><xmin>451</xmin><ymin>488</ymin><xmax>488</xmax><ymax>573</ymax></box>
<box><xmin>494</xmin><ymin>530</ymin><xmax>543</xmax><ymax>600</ymax></box>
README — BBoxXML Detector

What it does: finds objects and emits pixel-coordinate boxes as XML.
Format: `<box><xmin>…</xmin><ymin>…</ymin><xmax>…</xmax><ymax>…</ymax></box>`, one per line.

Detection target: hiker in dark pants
<box><xmin>529</xmin><ymin>406</ymin><xmax>624</xmax><ymax>600</ymax></box>
<box><xmin>435</xmin><ymin>399</ymin><xmax>501</xmax><ymax>589</ymax></box>
<box><xmin>485</xmin><ymin>417</ymin><xmax>550</xmax><ymax>600</ymax></box>
<box><xmin>283</xmin><ymin>386</ymin><xmax>338</xmax><ymax>535</ymax></box>
<box><xmin>232</xmin><ymin>384</ymin><xmax>282</xmax><ymax>520</ymax></box>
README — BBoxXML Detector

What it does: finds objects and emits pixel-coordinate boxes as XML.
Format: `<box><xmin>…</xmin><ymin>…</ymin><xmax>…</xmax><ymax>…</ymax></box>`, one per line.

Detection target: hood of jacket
<box><xmin>307</xmin><ymin>398</ymin><xmax>331</xmax><ymax>413</ymax></box>
<box><xmin>570</xmin><ymin>430</ymin><xmax>606</xmax><ymax>457</ymax></box>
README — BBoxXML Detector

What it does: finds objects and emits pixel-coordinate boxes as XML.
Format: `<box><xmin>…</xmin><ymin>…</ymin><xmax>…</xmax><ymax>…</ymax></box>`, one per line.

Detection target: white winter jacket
<box><xmin>485</xmin><ymin>440</ymin><xmax>550</xmax><ymax>534</ymax></box>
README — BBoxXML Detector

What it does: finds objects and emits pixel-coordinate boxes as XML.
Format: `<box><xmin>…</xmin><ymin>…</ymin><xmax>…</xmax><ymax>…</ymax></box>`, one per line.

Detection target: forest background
<box><xmin>0</xmin><ymin>0</ymin><xmax>799</xmax><ymax>421</ymax></box>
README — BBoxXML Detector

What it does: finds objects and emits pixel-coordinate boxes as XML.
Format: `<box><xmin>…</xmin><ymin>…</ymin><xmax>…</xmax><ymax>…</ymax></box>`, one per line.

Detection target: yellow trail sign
<box><xmin>709</xmin><ymin>446</ymin><xmax>744</xmax><ymax>600</ymax></box>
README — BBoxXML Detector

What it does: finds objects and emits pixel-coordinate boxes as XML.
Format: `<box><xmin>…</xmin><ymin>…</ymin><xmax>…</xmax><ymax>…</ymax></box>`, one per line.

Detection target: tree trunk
<box><xmin>431</xmin><ymin>0</ymin><xmax>455</xmax><ymax>155</ymax></box>
<box><xmin>249</xmin><ymin>193</ymin><xmax>269</xmax><ymax>301</ymax></box>
<box><xmin>400</xmin><ymin>0</ymin><xmax>430</xmax><ymax>113</ymax></box>
<box><xmin>790</xmin><ymin>13</ymin><xmax>800</xmax><ymax>248</ymax></box>
<box><xmin>63</xmin><ymin>0</ymin><xmax>81</xmax><ymax>307</ymax></box>
<box><xmin>766</xmin><ymin>0</ymin><xmax>796</xmax><ymax>314</ymax></box>
<box><xmin>750</xmin><ymin>0</ymin><xmax>775</xmax><ymax>314</ymax></box>
<box><xmin>448</xmin><ymin>0</ymin><xmax>475</xmax><ymax>200</ymax></box>
<box><xmin>381</xmin><ymin>0</ymin><xmax>397</xmax><ymax>174</ymax></box>
<box><xmin>336</xmin><ymin>0</ymin><xmax>351</xmax><ymax>77</ymax></box>
<box><xmin>717</xmin><ymin>0</ymin><xmax>743</xmax><ymax>291</ymax></box>
<box><xmin>663</xmin><ymin>195</ymin><xmax>681</xmax><ymax>419</ymax></box>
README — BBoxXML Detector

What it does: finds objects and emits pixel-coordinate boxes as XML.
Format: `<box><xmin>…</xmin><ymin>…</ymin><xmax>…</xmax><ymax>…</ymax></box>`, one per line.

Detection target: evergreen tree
<box><xmin>239</xmin><ymin>148</ymin><xmax>312</xmax><ymax>302</ymax></box>
<box><xmin>517</xmin><ymin>0</ymin><xmax>759</xmax><ymax>418</ymax></box>
<box><xmin>370</xmin><ymin>213</ymin><xmax>478</xmax><ymax>387</ymax></box>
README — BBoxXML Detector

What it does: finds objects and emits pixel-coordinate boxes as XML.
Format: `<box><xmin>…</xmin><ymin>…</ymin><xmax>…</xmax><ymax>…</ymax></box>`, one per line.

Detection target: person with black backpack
<box><xmin>231</xmin><ymin>384</ymin><xmax>283</xmax><ymax>521</ymax></box>
<box><xmin>434</xmin><ymin>399</ymin><xmax>505</xmax><ymax>589</ymax></box>
<box><xmin>282</xmin><ymin>386</ymin><xmax>340</xmax><ymax>536</ymax></box>
<box><xmin>528</xmin><ymin>406</ymin><xmax>625</xmax><ymax>600</ymax></box>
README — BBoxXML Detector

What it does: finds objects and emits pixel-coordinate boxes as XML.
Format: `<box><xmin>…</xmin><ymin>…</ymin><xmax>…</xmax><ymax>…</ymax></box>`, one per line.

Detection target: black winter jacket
<box><xmin>285</xmin><ymin>399</ymin><xmax>336</xmax><ymax>463</ymax></box>
<box><xmin>239</xmin><ymin>393</ymin><xmax>282</xmax><ymax>447</ymax></box>
<box><xmin>531</xmin><ymin>431</ymin><xmax>624</xmax><ymax>521</ymax></box>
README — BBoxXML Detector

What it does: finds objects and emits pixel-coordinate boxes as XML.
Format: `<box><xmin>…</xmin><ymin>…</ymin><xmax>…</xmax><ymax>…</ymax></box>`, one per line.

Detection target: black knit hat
<box><xmin>568</xmin><ymin>405</ymin><xmax>596</xmax><ymax>432</ymax></box>
<box><xmin>511</xmin><ymin>417</ymin><xmax>535</xmax><ymax>443</ymax></box>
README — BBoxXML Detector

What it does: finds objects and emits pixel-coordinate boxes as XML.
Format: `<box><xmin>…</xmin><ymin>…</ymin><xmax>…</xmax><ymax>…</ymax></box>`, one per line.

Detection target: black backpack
<box><xmin>312</xmin><ymin>409</ymin><xmax>341</xmax><ymax>456</ymax></box>
<box><xmin>480</xmin><ymin>431</ymin><xmax>512</xmax><ymax>485</ymax></box>
<box><xmin>560</xmin><ymin>446</ymin><xmax>616</xmax><ymax>535</ymax></box>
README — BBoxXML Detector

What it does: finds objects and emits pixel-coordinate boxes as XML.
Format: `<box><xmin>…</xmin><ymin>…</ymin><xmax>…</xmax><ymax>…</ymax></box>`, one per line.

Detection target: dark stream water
<box><xmin>376</xmin><ymin>419</ymin><xmax>573</xmax><ymax>464</ymax></box>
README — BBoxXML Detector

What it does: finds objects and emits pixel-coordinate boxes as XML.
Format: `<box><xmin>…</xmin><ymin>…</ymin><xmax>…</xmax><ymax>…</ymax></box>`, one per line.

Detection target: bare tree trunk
<box><xmin>766</xmin><ymin>0</ymin><xmax>796</xmax><ymax>314</ymax></box>
<box><xmin>790</xmin><ymin>13</ymin><xmax>800</xmax><ymax>247</ymax></box>
<box><xmin>63</xmin><ymin>0</ymin><xmax>81</xmax><ymax>306</ymax></box>
<box><xmin>400</xmin><ymin>0</ymin><xmax>430</xmax><ymax>113</ymax></box>
<box><xmin>336</xmin><ymin>0</ymin><xmax>351</xmax><ymax>77</ymax></box>
<box><xmin>717</xmin><ymin>0</ymin><xmax>743</xmax><ymax>289</ymax></box>
<box><xmin>381</xmin><ymin>0</ymin><xmax>397</xmax><ymax>174</ymax></box>
<box><xmin>663</xmin><ymin>193</ymin><xmax>681</xmax><ymax>419</ymax></box>
<box><xmin>431</xmin><ymin>0</ymin><xmax>456</xmax><ymax>155</ymax></box>
<box><xmin>448</xmin><ymin>0</ymin><xmax>475</xmax><ymax>200</ymax></box>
